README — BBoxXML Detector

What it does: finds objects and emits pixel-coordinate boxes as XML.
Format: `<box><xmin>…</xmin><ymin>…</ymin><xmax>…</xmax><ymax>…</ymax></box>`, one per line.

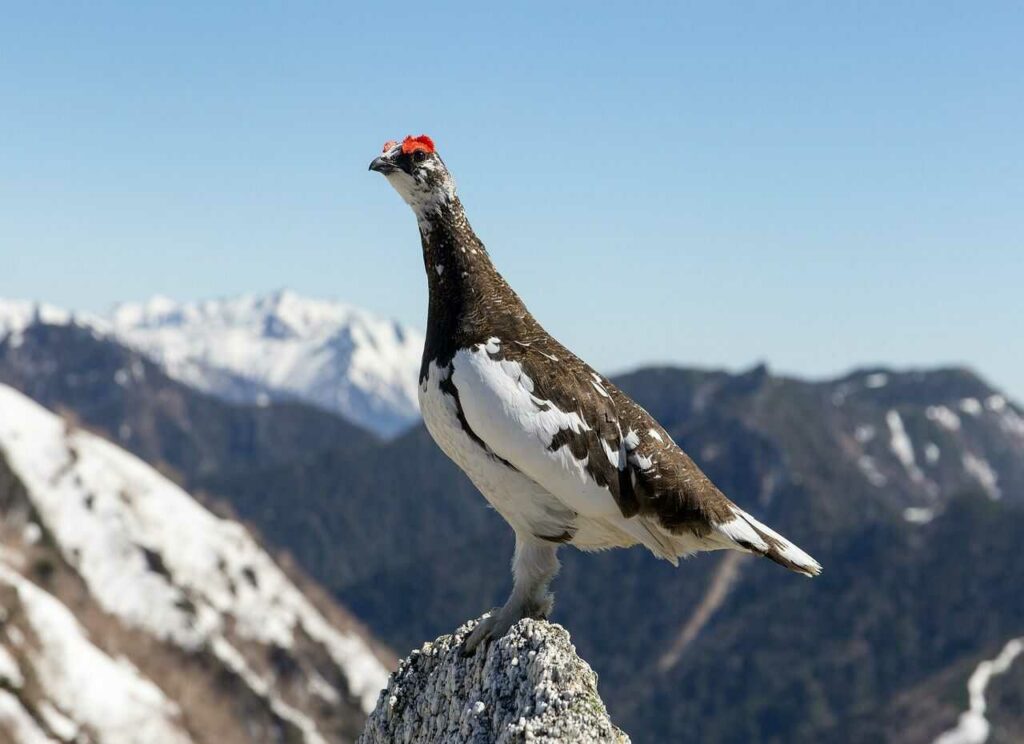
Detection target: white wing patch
<box><xmin>418</xmin><ymin>361</ymin><xmax>575</xmax><ymax>538</ymax></box>
<box><xmin>450</xmin><ymin>345</ymin><xmax>622</xmax><ymax>519</ymax></box>
<box><xmin>600</xmin><ymin>438</ymin><xmax>621</xmax><ymax>468</ymax></box>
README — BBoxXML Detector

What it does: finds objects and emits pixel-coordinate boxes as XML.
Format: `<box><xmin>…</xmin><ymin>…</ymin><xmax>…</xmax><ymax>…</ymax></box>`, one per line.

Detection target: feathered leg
<box><xmin>463</xmin><ymin>535</ymin><xmax>560</xmax><ymax>653</ymax></box>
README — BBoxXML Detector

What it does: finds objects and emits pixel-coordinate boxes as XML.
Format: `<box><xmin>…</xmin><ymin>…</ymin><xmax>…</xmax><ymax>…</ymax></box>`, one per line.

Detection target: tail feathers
<box><xmin>714</xmin><ymin>508</ymin><xmax>822</xmax><ymax>577</ymax></box>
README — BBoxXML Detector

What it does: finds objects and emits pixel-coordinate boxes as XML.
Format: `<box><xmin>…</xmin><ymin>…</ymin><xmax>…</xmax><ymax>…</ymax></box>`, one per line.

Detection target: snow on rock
<box><xmin>359</xmin><ymin>616</ymin><xmax>629</xmax><ymax>744</ymax></box>
<box><xmin>962</xmin><ymin>453</ymin><xmax>1001</xmax><ymax>500</ymax></box>
<box><xmin>0</xmin><ymin>300</ymin><xmax>76</xmax><ymax>338</ymax></box>
<box><xmin>0</xmin><ymin>565</ymin><xmax>193</xmax><ymax>744</ymax></box>
<box><xmin>985</xmin><ymin>395</ymin><xmax>1007</xmax><ymax>412</ymax></box>
<box><xmin>105</xmin><ymin>291</ymin><xmax>423</xmax><ymax>436</ymax></box>
<box><xmin>857</xmin><ymin>455</ymin><xmax>888</xmax><ymax>487</ymax></box>
<box><xmin>0</xmin><ymin>384</ymin><xmax>390</xmax><ymax>718</ymax></box>
<box><xmin>0</xmin><ymin>690</ymin><xmax>56</xmax><ymax>744</ymax></box>
<box><xmin>903</xmin><ymin>507</ymin><xmax>936</xmax><ymax>524</ymax></box>
<box><xmin>209</xmin><ymin>636</ymin><xmax>329</xmax><ymax>744</ymax></box>
<box><xmin>927</xmin><ymin>406</ymin><xmax>962</xmax><ymax>432</ymax></box>
<box><xmin>865</xmin><ymin>373</ymin><xmax>889</xmax><ymax>389</ymax></box>
<box><xmin>854</xmin><ymin>425</ymin><xmax>876</xmax><ymax>443</ymax></box>
<box><xmin>995</xmin><ymin>406</ymin><xmax>1024</xmax><ymax>439</ymax></box>
<box><xmin>933</xmin><ymin>637</ymin><xmax>1024</xmax><ymax>744</ymax></box>
<box><xmin>887</xmin><ymin>410</ymin><xmax>924</xmax><ymax>482</ymax></box>
<box><xmin>0</xmin><ymin>644</ymin><xmax>24</xmax><ymax>688</ymax></box>
<box><xmin>0</xmin><ymin>300</ymin><xmax>92</xmax><ymax>352</ymax></box>
<box><xmin>959</xmin><ymin>398</ymin><xmax>983</xmax><ymax>416</ymax></box>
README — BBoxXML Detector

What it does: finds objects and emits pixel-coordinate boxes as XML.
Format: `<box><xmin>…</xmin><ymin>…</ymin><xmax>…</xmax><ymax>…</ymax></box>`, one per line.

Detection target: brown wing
<box><xmin>496</xmin><ymin>338</ymin><xmax>632</xmax><ymax>510</ymax></box>
<box><xmin>606</xmin><ymin>389</ymin><xmax>735</xmax><ymax>535</ymax></box>
<box><xmin>499</xmin><ymin>334</ymin><xmax>732</xmax><ymax>537</ymax></box>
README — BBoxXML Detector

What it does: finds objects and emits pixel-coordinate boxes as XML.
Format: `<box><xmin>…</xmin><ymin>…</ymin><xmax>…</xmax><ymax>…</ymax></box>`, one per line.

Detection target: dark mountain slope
<box><xmin>4</xmin><ymin>326</ymin><xmax>1023</xmax><ymax>743</ymax></box>
<box><xmin>630</xmin><ymin>492</ymin><xmax>1024</xmax><ymax>743</ymax></box>
<box><xmin>201</xmin><ymin>425</ymin><xmax>506</xmax><ymax>591</ymax></box>
<box><xmin>0</xmin><ymin>323</ymin><xmax>377</xmax><ymax>485</ymax></box>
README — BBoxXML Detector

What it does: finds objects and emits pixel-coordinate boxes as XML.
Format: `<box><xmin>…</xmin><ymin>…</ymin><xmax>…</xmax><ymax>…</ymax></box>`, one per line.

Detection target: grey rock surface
<box><xmin>358</xmin><ymin>615</ymin><xmax>630</xmax><ymax>744</ymax></box>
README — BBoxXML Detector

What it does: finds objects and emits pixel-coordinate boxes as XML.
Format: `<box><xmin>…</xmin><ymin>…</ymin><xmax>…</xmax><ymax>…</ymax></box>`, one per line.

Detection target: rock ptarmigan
<box><xmin>370</xmin><ymin>135</ymin><xmax>821</xmax><ymax>652</ymax></box>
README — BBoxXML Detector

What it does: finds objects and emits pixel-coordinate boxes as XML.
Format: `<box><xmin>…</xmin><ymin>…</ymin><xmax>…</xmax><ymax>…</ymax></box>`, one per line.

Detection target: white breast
<box><xmin>418</xmin><ymin>361</ymin><xmax>574</xmax><ymax>539</ymax></box>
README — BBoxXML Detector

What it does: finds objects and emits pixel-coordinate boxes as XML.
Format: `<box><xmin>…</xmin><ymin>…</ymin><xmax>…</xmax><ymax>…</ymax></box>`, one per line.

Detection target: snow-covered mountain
<box><xmin>0</xmin><ymin>293</ymin><xmax>424</xmax><ymax>437</ymax></box>
<box><xmin>0</xmin><ymin>299</ymin><xmax>84</xmax><ymax>339</ymax></box>
<box><xmin>106</xmin><ymin>292</ymin><xmax>423</xmax><ymax>437</ymax></box>
<box><xmin>0</xmin><ymin>384</ymin><xmax>391</xmax><ymax>744</ymax></box>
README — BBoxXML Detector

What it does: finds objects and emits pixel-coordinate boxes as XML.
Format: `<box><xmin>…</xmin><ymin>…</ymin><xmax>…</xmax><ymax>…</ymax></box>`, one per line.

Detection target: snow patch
<box><xmin>962</xmin><ymin>453</ymin><xmax>1001</xmax><ymax>499</ymax></box>
<box><xmin>933</xmin><ymin>637</ymin><xmax>1024</xmax><ymax>744</ymax></box>
<box><xmin>887</xmin><ymin>411</ymin><xmax>924</xmax><ymax>482</ymax></box>
<box><xmin>858</xmin><ymin>456</ymin><xmax>888</xmax><ymax>487</ymax></box>
<box><xmin>927</xmin><ymin>405</ymin><xmax>962</xmax><ymax>432</ymax></box>
<box><xmin>854</xmin><ymin>425</ymin><xmax>876</xmax><ymax>443</ymax></box>
<box><xmin>865</xmin><ymin>373</ymin><xmax>888</xmax><ymax>388</ymax></box>
<box><xmin>903</xmin><ymin>507</ymin><xmax>936</xmax><ymax>524</ymax></box>
<box><xmin>959</xmin><ymin>398</ymin><xmax>983</xmax><ymax>416</ymax></box>
<box><xmin>996</xmin><ymin>407</ymin><xmax>1024</xmax><ymax>439</ymax></box>
<box><xmin>985</xmin><ymin>395</ymin><xmax>1006</xmax><ymax>412</ymax></box>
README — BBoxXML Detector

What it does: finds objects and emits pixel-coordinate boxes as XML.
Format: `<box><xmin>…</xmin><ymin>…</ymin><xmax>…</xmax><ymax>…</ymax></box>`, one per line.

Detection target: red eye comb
<box><xmin>401</xmin><ymin>135</ymin><xmax>435</xmax><ymax>155</ymax></box>
<box><xmin>381</xmin><ymin>140</ymin><xmax>398</xmax><ymax>153</ymax></box>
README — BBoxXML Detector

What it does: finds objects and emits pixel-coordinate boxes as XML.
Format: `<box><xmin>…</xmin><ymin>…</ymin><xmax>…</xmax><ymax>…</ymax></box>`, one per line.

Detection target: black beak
<box><xmin>368</xmin><ymin>156</ymin><xmax>397</xmax><ymax>174</ymax></box>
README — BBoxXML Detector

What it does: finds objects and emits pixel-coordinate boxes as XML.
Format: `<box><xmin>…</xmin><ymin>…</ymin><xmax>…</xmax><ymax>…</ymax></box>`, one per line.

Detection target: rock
<box><xmin>358</xmin><ymin>615</ymin><xmax>630</xmax><ymax>744</ymax></box>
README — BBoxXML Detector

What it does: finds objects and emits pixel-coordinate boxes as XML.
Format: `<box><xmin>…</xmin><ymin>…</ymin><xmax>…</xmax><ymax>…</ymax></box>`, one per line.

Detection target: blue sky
<box><xmin>2</xmin><ymin>2</ymin><xmax>1022</xmax><ymax>399</ymax></box>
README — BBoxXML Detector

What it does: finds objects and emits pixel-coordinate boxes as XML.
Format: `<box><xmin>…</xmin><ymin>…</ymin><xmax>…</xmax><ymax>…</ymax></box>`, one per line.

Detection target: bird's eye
<box><xmin>413</xmin><ymin>150</ymin><xmax>427</xmax><ymax>163</ymax></box>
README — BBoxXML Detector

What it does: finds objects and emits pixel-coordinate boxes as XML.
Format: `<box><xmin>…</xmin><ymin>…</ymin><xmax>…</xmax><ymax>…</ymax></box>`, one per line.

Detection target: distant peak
<box><xmin>0</xmin><ymin>298</ymin><xmax>81</xmax><ymax>335</ymax></box>
<box><xmin>269</xmin><ymin>287</ymin><xmax>297</xmax><ymax>303</ymax></box>
<box><xmin>96</xmin><ymin>290</ymin><xmax>425</xmax><ymax>436</ymax></box>
<box><xmin>145</xmin><ymin>294</ymin><xmax>177</xmax><ymax>314</ymax></box>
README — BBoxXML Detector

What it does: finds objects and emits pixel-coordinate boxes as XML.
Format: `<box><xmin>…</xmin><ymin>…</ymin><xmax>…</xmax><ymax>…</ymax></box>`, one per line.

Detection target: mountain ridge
<box><xmin>0</xmin><ymin>292</ymin><xmax>423</xmax><ymax>437</ymax></box>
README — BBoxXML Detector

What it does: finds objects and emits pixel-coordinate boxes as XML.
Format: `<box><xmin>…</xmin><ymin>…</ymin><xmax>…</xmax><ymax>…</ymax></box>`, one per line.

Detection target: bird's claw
<box><xmin>462</xmin><ymin>608</ymin><xmax>504</xmax><ymax>656</ymax></box>
<box><xmin>461</xmin><ymin>596</ymin><xmax>553</xmax><ymax>655</ymax></box>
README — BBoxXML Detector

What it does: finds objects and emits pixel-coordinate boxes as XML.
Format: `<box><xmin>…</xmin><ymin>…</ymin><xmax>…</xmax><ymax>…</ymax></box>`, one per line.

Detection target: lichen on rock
<box><xmin>358</xmin><ymin>615</ymin><xmax>629</xmax><ymax>744</ymax></box>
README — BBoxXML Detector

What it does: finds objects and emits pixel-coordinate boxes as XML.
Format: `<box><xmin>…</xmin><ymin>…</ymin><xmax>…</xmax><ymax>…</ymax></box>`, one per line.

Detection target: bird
<box><xmin>369</xmin><ymin>134</ymin><xmax>821</xmax><ymax>652</ymax></box>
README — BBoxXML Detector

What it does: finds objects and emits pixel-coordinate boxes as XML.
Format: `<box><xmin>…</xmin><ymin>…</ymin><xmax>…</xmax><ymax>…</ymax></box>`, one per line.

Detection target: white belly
<box><xmin>419</xmin><ymin>361</ymin><xmax>574</xmax><ymax>539</ymax></box>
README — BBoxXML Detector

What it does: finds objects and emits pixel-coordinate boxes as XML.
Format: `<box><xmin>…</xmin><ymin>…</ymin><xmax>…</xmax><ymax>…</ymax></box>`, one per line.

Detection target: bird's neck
<box><xmin>418</xmin><ymin>196</ymin><xmax>495</xmax><ymax>282</ymax></box>
<box><xmin>417</xmin><ymin>197</ymin><xmax>525</xmax><ymax>377</ymax></box>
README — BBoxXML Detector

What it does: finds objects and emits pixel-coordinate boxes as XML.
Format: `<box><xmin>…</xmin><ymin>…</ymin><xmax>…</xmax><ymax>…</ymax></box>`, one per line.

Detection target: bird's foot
<box><xmin>462</xmin><ymin>595</ymin><xmax>553</xmax><ymax>655</ymax></box>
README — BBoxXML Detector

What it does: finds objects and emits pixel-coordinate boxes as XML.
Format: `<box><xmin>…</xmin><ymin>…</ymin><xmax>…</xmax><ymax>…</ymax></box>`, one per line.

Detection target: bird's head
<box><xmin>369</xmin><ymin>135</ymin><xmax>456</xmax><ymax>219</ymax></box>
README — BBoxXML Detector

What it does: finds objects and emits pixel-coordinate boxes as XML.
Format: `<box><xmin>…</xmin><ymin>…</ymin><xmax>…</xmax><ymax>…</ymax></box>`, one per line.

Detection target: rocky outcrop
<box><xmin>359</xmin><ymin>616</ymin><xmax>629</xmax><ymax>744</ymax></box>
